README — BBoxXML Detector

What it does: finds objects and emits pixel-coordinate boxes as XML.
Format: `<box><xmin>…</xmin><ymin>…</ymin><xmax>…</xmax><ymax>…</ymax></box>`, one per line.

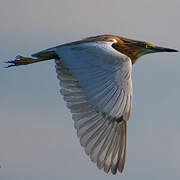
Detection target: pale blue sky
<box><xmin>0</xmin><ymin>0</ymin><xmax>180</xmax><ymax>179</ymax></box>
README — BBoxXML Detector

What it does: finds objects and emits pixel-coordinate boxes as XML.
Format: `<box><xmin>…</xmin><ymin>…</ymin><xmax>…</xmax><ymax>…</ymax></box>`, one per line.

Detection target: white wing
<box><xmin>54</xmin><ymin>41</ymin><xmax>132</xmax><ymax>174</ymax></box>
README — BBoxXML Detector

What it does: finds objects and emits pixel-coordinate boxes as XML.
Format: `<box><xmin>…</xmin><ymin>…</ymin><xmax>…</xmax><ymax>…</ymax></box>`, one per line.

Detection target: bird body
<box><xmin>6</xmin><ymin>35</ymin><xmax>178</xmax><ymax>174</ymax></box>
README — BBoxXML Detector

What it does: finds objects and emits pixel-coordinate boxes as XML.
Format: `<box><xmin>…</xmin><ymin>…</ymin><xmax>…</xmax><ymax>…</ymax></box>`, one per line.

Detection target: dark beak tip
<box><xmin>157</xmin><ymin>47</ymin><xmax>179</xmax><ymax>53</ymax></box>
<box><xmin>166</xmin><ymin>49</ymin><xmax>179</xmax><ymax>52</ymax></box>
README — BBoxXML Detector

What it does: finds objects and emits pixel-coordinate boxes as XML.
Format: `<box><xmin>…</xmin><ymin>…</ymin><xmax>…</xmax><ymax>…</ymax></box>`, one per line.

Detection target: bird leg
<box><xmin>5</xmin><ymin>55</ymin><xmax>50</xmax><ymax>68</ymax></box>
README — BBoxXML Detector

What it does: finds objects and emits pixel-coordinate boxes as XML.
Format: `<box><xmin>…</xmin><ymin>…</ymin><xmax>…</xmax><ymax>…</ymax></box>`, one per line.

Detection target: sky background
<box><xmin>0</xmin><ymin>0</ymin><xmax>180</xmax><ymax>179</ymax></box>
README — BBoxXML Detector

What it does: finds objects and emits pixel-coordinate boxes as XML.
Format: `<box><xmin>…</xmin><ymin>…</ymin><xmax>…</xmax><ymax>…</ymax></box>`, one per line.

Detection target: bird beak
<box><xmin>153</xmin><ymin>46</ymin><xmax>178</xmax><ymax>52</ymax></box>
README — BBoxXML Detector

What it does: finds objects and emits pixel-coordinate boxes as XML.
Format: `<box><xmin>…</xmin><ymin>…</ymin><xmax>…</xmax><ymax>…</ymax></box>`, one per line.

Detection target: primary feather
<box><xmin>52</xmin><ymin>39</ymin><xmax>133</xmax><ymax>174</ymax></box>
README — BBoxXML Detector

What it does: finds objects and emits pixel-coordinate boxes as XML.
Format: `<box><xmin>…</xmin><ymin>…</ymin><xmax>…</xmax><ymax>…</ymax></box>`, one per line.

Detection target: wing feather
<box><xmin>54</xmin><ymin>40</ymin><xmax>132</xmax><ymax>174</ymax></box>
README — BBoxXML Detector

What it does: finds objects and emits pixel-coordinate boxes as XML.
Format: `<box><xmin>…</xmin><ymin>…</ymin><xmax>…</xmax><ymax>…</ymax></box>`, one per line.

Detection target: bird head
<box><xmin>113</xmin><ymin>36</ymin><xmax>178</xmax><ymax>64</ymax></box>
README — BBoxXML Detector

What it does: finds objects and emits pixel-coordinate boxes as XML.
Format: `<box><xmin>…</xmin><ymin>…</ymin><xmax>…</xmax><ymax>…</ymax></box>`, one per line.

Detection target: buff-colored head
<box><xmin>113</xmin><ymin>36</ymin><xmax>178</xmax><ymax>64</ymax></box>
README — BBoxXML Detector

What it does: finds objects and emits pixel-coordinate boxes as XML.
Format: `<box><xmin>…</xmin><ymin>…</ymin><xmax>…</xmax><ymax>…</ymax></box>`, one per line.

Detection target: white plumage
<box><xmin>49</xmin><ymin>41</ymin><xmax>132</xmax><ymax>174</ymax></box>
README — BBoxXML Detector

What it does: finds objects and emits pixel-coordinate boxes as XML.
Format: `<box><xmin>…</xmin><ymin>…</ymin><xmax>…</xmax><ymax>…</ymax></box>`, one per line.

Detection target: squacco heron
<box><xmin>6</xmin><ymin>35</ymin><xmax>178</xmax><ymax>174</ymax></box>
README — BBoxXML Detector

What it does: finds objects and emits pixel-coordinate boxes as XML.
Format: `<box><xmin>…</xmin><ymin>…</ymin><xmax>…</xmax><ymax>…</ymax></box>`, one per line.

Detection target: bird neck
<box><xmin>112</xmin><ymin>43</ymin><xmax>140</xmax><ymax>64</ymax></box>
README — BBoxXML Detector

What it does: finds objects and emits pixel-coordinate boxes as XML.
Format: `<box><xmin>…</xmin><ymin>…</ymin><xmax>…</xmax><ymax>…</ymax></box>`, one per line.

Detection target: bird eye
<box><xmin>145</xmin><ymin>44</ymin><xmax>149</xmax><ymax>49</ymax></box>
<box><xmin>145</xmin><ymin>43</ymin><xmax>154</xmax><ymax>49</ymax></box>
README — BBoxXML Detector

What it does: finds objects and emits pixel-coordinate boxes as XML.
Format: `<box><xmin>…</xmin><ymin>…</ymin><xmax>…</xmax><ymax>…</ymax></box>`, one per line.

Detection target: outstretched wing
<box><xmin>55</xmin><ymin>41</ymin><xmax>132</xmax><ymax>174</ymax></box>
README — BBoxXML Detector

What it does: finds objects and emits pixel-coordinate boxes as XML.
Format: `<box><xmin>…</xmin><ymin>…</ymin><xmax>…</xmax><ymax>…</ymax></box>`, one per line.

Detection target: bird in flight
<box><xmin>6</xmin><ymin>35</ymin><xmax>178</xmax><ymax>174</ymax></box>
